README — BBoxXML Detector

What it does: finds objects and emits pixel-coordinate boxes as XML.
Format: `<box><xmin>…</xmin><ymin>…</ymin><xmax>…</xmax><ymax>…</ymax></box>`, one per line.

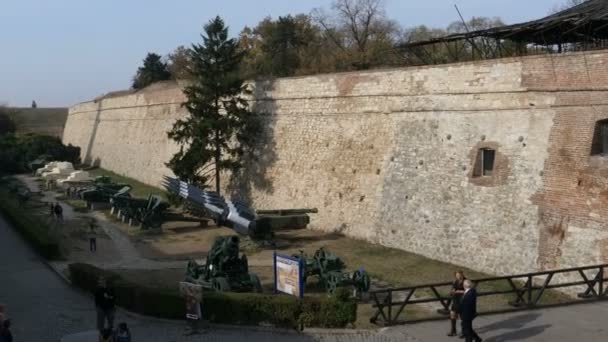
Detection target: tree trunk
<box><xmin>215</xmin><ymin>129</ymin><xmax>221</xmax><ymax>194</ymax></box>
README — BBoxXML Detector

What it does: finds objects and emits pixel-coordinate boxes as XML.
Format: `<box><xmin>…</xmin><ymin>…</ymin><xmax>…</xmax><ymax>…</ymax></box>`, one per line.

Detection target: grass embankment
<box><xmin>86</xmin><ymin>168</ymin><xmax>168</xmax><ymax>200</ymax></box>
<box><xmin>0</xmin><ymin>178</ymin><xmax>61</xmax><ymax>259</ymax></box>
<box><xmin>7</xmin><ymin>107</ymin><xmax>68</xmax><ymax>137</ymax></box>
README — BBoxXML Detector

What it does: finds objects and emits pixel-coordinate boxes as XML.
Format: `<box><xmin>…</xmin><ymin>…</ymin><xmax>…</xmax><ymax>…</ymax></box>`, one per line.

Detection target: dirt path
<box><xmin>16</xmin><ymin>175</ymin><xmax>188</xmax><ymax>272</ymax></box>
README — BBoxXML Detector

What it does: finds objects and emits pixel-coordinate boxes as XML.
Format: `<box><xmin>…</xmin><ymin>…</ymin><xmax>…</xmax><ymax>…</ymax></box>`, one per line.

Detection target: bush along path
<box><xmin>69</xmin><ymin>263</ymin><xmax>358</xmax><ymax>329</ymax></box>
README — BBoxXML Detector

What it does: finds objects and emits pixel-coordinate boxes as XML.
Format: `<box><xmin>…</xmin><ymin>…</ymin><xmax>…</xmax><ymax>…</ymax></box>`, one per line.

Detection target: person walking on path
<box><xmin>99</xmin><ymin>328</ymin><xmax>113</xmax><ymax>342</ymax></box>
<box><xmin>0</xmin><ymin>304</ymin><xmax>5</xmax><ymax>333</ymax></box>
<box><xmin>54</xmin><ymin>202</ymin><xmax>63</xmax><ymax>223</ymax></box>
<box><xmin>95</xmin><ymin>278</ymin><xmax>116</xmax><ymax>333</ymax></box>
<box><xmin>114</xmin><ymin>322</ymin><xmax>131</xmax><ymax>342</ymax></box>
<box><xmin>461</xmin><ymin>279</ymin><xmax>482</xmax><ymax>342</ymax></box>
<box><xmin>447</xmin><ymin>271</ymin><xmax>466</xmax><ymax>337</ymax></box>
<box><xmin>0</xmin><ymin>319</ymin><xmax>13</xmax><ymax>342</ymax></box>
<box><xmin>88</xmin><ymin>223</ymin><xmax>98</xmax><ymax>252</ymax></box>
<box><xmin>49</xmin><ymin>202</ymin><xmax>55</xmax><ymax>217</ymax></box>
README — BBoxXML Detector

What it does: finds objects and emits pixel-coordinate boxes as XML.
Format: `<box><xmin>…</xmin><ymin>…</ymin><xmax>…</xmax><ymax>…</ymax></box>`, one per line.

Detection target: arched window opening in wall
<box><xmin>473</xmin><ymin>148</ymin><xmax>496</xmax><ymax>177</ymax></box>
<box><xmin>591</xmin><ymin>119</ymin><xmax>608</xmax><ymax>156</ymax></box>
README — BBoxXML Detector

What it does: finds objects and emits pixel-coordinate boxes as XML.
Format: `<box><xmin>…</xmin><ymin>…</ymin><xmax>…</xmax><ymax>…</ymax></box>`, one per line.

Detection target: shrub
<box><xmin>68</xmin><ymin>263</ymin><xmax>357</xmax><ymax>328</ymax></box>
<box><xmin>0</xmin><ymin>108</ymin><xmax>16</xmax><ymax>135</ymax></box>
<box><xmin>0</xmin><ymin>191</ymin><xmax>61</xmax><ymax>259</ymax></box>
<box><xmin>0</xmin><ymin>133</ymin><xmax>81</xmax><ymax>174</ymax></box>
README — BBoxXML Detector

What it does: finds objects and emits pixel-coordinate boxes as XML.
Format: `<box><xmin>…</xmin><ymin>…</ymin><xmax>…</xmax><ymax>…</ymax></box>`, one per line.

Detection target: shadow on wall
<box><xmin>83</xmin><ymin>100</ymin><xmax>103</xmax><ymax>165</ymax></box>
<box><xmin>228</xmin><ymin>79</ymin><xmax>278</xmax><ymax>204</ymax></box>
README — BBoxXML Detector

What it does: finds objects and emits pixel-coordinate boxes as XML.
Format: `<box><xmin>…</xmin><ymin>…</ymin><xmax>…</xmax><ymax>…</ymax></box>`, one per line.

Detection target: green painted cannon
<box><xmin>110</xmin><ymin>194</ymin><xmax>169</xmax><ymax>230</ymax></box>
<box><xmin>80</xmin><ymin>183</ymin><xmax>132</xmax><ymax>205</ymax></box>
<box><xmin>185</xmin><ymin>235</ymin><xmax>262</xmax><ymax>292</ymax></box>
<box><xmin>292</xmin><ymin>247</ymin><xmax>370</xmax><ymax>295</ymax></box>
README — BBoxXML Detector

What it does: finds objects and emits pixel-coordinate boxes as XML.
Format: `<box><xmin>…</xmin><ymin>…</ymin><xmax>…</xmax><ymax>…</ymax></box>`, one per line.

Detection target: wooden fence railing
<box><xmin>369</xmin><ymin>264</ymin><xmax>608</xmax><ymax>326</ymax></box>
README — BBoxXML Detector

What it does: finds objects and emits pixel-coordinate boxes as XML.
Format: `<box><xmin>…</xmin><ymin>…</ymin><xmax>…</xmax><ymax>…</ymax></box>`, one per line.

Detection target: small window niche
<box><xmin>473</xmin><ymin>148</ymin><xmax>496</xmax><ymax>177</ymax></box>
<box><xmin>591</xmin><ymin>119</ymin><xmax>608</xmax><ymax>156</ymax></box>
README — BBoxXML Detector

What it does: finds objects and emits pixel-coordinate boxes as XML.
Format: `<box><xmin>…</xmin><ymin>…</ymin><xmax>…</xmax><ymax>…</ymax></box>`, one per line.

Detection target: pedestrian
<box><xmin>461</xmin><ymin>279</ymin><xmax>482</xmax><ymax>342</ymax></box>
<box><xmin>99</xmin><ymin>328</ymin><xmax>113</xmax><ymax>342</ymax></box>
<box><xmin>0</xmin><ymin>304</ymin><xmax>5</xmax><ymax>329</ymax></box>
<box><xmin>95</xmin><ymin>277</ymin><xmax>116</xmax><ymax>333</ymax></box>
<box><xmin>54</xmin><ymin>202</ymin><xmax>64</xmax><ymax>223</ymax></box>
<box><xmin>114</xmin><ymin>322</ymin><xmax>131</xmax><ymax>342</ymax></box>
<box><xmin>89</xmin><ymin>223</ymin><xmax>98</xmax><ymax>252</ymax></box>
<box><xmin>0</xmin><ymin>319</ymin><xmax>13</xmax><ymax>342</ymax></box>
<box><xmin>447</xmin><ymin>270</ymin><xmax>466</xmax><ymax>337</ymax></box>
<box><xmin>49</xmin><ymin>202</ymin><xmax>55</xmax><ymax>217</ymax></box>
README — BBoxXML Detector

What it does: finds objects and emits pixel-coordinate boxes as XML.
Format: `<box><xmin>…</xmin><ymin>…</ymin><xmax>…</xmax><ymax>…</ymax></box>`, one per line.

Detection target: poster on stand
<box><xmin>179</xmin><ymin>282</ymin><xmax>203</xmax><ymax>320</ymax></box>
<box><xmin>274</xmin><ymin>253</ymin><xmax>303</xmax><ymax>299</ymax></box>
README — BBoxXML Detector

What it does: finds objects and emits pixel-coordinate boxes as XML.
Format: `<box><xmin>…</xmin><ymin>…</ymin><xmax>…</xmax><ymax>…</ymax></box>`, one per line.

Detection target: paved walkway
<box><xmin>386</xmin><ymin>302</ymin><xmax>608</xmax><ymax>341</ymax></box>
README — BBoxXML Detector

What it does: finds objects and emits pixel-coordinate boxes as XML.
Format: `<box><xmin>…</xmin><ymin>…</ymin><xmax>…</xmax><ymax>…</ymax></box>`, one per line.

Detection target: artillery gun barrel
<box><xmin>256</xmin><ymin>208</ymin><xmax>318</xmax><ymax>216</ymax></box>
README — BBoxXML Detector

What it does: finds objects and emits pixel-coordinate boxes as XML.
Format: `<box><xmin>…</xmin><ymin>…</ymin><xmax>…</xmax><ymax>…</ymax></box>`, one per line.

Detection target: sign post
<box><xmin>179</xmin><ymin>282</ymin><xmax>203</xmax><ymax>335</ymax></box>
<box><xmin>273</xmin><ymin>252</ymin><xmax>304</xmax><ymax>299</ymax></box>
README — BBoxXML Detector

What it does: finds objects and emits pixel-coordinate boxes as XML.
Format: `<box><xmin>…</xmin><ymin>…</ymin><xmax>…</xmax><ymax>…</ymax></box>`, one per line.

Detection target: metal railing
<box><xmin>369</xmin><ymin>264</ymin><xmax>608</xmax><ymax>326</ymax></box>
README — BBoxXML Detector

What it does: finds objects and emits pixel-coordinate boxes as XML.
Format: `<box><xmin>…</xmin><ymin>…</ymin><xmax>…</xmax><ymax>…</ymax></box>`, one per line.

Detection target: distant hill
<box><xmin>6</xmin><ymin>107</ymin><xmax>68</xmax><ymax>138</ymax></box>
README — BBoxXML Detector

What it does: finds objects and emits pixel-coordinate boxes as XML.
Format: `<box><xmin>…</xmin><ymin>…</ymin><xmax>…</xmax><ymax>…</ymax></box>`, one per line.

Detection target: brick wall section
<box><xmin>63</xmin><ymin>51</ymin><xmax>608</xmax><ymax>276</ymax></box>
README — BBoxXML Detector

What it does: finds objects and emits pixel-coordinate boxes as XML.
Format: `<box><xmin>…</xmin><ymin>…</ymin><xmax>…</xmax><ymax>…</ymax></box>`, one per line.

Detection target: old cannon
<box><xmin>292</xmin><ymin>247</ymin><xmax>370</xmax><ymax>295</ymax></box>
<box><xmin>110</xmin><ymin>194</ymin><xmax>170</xmax><ymax>230</ymax></box>
<box><xmin>80</xmin><ymin>183</ymin><xmax>132</xmax><ymax>207</ymax></box>
<box><xmin>185</xmin><ymin>235</ymin><xmax>262</xmax><ymax>292</ymax></box>
<box><xmin>162</xmin><ymin>176</ymin><xmax>316</xmax><ymax>240</ymax></box>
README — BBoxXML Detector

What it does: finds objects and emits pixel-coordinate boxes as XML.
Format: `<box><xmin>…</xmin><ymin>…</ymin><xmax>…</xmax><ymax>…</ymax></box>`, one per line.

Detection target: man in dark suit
<box><xmin>460</xmin><ymin>279</ymin><xmax>482</xmax><ymax>342</ymax></box>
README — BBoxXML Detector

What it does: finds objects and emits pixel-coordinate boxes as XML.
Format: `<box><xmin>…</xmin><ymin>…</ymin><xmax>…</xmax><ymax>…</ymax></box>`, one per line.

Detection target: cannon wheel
<box><xmin>212</xmin><ymin>277</ymin><xmax>231</xmax><ymax>292</ymax></box>
<box><xmin>249</xmin><ymin>273</ymin><xmax>263</xmax><ymax>293</ymax></box>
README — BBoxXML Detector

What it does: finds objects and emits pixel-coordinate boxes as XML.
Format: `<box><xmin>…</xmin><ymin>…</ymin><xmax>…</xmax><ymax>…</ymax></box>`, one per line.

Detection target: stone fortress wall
<box><xmin>63</xmin><ymin>50</ymin><xmax>608</xmax><ymax>276</ymax></box>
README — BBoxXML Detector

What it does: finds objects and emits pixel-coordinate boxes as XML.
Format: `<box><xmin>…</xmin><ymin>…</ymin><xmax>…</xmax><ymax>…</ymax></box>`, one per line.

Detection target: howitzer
<box><xmin>81</xmin><ymin>184</ymin><xmax>132</xmax><ymax>206</ymax></box>
<box><xmin>185</xmin><ymin>235</ymin><xmax>262</xmax><ymax>292</ymax></box>
<box><xmin>163</xmin><ymin>176</ymin><xmax>316</xmax><ymax>239</ymax></box>
<box><xmin>292</xmin><ymin>247</ymin><xmax>371</xmax><ymax>295</ymax></box>
<box><xmin>110</xmin><ymin>194</ymin><xmax>169</xmax><ymax>229</ymax></box>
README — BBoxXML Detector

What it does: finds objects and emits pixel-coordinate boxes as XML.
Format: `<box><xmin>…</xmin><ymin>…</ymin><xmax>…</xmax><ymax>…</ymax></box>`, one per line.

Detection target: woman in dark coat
<box><xmin>448</xmin><ymin>271</ymin><xmax>466</xmax><ymax>337</ymax></box>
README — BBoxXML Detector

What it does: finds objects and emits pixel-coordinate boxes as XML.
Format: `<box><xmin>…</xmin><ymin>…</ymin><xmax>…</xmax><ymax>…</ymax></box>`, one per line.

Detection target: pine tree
<box><xmin>167</xmin><ymin>16</ymin><xmax>258</xmax><ymax>193</ymax></box>
<box><xmin>132</xmin><ymin>53</ymin><xmax>171</xmax><ymax>89</ymax></box>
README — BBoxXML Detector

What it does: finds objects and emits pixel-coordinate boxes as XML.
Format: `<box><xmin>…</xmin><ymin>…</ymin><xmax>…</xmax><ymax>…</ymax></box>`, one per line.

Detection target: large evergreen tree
<box><xmin>167</xmin><ymin>16</ymin><xmax>257</xmax><ymax>193</ymax></box>
<box><xmin>132</xmin><ymin>52</ymin><xmax>171</xmax><ymax>89</ymax></box>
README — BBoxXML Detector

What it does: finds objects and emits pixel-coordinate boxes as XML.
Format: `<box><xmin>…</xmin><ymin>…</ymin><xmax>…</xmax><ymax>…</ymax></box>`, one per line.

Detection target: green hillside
<box><xmin>6</xmin><ymin>107</ymin><xmax>68</xmax><ymax>137</ymax></box>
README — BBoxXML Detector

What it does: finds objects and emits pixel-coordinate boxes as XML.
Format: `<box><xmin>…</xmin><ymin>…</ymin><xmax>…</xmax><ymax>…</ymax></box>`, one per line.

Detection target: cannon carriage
<box><xmin>110</xmin><ymin>194</ymin><xmax>170</xmax><ymax>230</ymax></box>
<box><xmin>292</xmin><ymin>247</ymin><xmax>371</xmax><ymax>295</ymax></box>
<box><xmin>185</xmin><ymin>235</ymin><xmax>262</xmax><ymax>292</ymax></box>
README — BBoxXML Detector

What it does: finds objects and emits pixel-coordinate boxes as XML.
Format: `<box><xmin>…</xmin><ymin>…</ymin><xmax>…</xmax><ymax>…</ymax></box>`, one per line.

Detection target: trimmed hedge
<box><xmin>69</xmin><ymin>263</ymin><xmax>357</xmax><ymax>328</ymax></box>
<box><xmin>0</xmin><ymin>190</ymin><xmax>61</xmax><ymax>259</ymax></box>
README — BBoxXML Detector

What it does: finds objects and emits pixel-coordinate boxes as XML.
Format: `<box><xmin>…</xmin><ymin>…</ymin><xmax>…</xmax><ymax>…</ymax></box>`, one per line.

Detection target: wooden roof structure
<box><xmin>402</xmin><ymin>0</ymin><xmax>608</xmax><ymax>48</ymax></box>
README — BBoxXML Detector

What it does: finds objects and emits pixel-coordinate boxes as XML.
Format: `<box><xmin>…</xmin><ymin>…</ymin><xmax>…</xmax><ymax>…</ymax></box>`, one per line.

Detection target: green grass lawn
<box><xmin>86</xmin><ymin>168</ymin><xmax>168</xmax><ymax>200</ymax></box>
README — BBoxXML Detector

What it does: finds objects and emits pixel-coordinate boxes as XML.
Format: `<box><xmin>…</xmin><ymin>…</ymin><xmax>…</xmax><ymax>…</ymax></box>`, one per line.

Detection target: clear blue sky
<box><xmin>0</xmin><ymin>0</ymin><xmax>569</xmax><ymax>107</ymax></box>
